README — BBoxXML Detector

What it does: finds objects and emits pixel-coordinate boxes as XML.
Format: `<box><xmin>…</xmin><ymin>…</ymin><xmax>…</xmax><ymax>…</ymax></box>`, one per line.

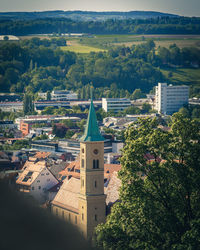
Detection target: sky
<box><xmin>0</xmin><ymin>0</ymin><xmax>200</xmax><ymax>17</ymax></box>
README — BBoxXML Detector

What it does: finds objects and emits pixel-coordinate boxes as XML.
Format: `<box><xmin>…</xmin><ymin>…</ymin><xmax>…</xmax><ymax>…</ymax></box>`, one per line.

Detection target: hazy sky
<box><xmin>0</xmin><ymin>0</ymin><xmax>200</xmax><ymax>17</ymax></box>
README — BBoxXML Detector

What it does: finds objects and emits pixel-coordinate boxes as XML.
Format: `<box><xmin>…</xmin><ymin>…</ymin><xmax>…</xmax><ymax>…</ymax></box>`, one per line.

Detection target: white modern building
<box><xmin>0</xmin><ymin>102</ymin><xmax>23</xmax><ymax>112</ymax></box>
<box><xmin>38</xmin><ymin>90</ymin><xmax>78</xmax><ymax>101</ymax></box>
<box><xmin>51</xmin><ymin>90</ymin><xmax>78</xmax><ymax>101</ymax></box>
<box><xmin>155</xmin><ymin>83</ymin><xmax>189</xmax><ymax>115</ymax></box>
<box><xmin>102</xmin><ymin>98</ymin><xmax>131</xmax><ymax>113</ymax></box>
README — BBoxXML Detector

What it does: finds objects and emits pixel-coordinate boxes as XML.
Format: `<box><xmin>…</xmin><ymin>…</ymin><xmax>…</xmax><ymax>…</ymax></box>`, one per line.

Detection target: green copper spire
<box><xmin>80</xmin><ymin>88</ymin><xmax>104</xmax><ymax>142</ymax></box>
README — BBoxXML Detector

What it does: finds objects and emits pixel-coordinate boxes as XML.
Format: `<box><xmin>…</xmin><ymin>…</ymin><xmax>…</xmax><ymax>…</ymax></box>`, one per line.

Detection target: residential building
<box><xmin>51</xmin><ymin>90</ymin><xmax>78</xmax><ymax>101</ymax></box>
<box><xmin>17</xmin><ymin>115</ymin><xmax>80</xmax><ymax>135</ymax></box>
<box><xmin>155</xmin><ymin>83</ymin><xmax>189</xmax><ymax>115</ymax></box>
<box><xmin>0</xmin><ymin>120</ymin><xmax>17</xmax><ymax>129</ymax></box>
<box><xmin>16</xmin><ymin>160</ymin><xmax>59</xmax><ymax>203</ymax></box>
<box><xmin>102</xmin><ymin>98</ymin><xmax>131</xmax><ymax>113</ymax></box>
<box><xmin>51</xmin><ymin>97</ymin><xmax>106</xmax><ymax>239</ymax></box>
<box><xmin>38</xmin><ymin>90</ymin><xmax>78</xmax><ymax>101</ymax></box>
<box><xmin>0</xmin><ymin>102</ymin><xmax>23</xmax><ymax>112</ymax></box>
<box><xmin>34</xmin><ymin>100</ymin><xmax>70</xmax><ymax>111</ymax></box>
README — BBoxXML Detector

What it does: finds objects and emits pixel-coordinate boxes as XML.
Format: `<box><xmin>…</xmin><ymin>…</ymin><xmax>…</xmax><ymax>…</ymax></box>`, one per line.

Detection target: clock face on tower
<box><xmin>93</xmin><ymin>149</ymin><xmax>98</xmax><ymax>155</ymax></box>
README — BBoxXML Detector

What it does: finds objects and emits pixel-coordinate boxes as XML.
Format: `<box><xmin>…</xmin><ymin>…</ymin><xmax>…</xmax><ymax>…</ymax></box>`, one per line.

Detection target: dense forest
<box><xmin>0</xmin><ymin>10</ymin><xmax>178</xmax><ymax>21</ymax></box>
<box><xmin>0</xmin><ymin>17</ymin><xmax>200</xmax><ymax>35</ymax></box>
<box><xmin>0</xmin><ymin>38</ymin><xmax>200</xmax><ymax>98</ymax></box>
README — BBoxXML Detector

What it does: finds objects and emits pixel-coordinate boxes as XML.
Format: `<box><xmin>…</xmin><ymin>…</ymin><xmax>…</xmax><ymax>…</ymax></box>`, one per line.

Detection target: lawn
<box><xmin>79</xmin><ymin>34</ymin><xmax>200</xmax><ymax>49</ymax></box>
<box><xmin>160</xmin><ymin>67</ymin><xmax>200</xmax><ymax>85</ymax></box>
<box><xmin>60</xmin><ymin>44</ymin><xmax>106</xmax><ymax>53</ymax></box>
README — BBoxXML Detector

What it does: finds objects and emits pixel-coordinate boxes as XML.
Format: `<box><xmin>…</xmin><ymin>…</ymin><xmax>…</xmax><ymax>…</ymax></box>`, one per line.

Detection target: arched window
<box><xmin>93</xmin><ymin>159</ymin><xmax>99</xmax><ymax>169</ymax></box>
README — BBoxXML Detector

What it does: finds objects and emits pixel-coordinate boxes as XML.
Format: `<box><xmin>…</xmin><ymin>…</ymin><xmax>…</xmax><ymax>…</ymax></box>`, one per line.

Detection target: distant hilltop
<box><xmin>0</xmin><ymin>10</ymin><xmax>179</xmax><ymax>21</ymax></box>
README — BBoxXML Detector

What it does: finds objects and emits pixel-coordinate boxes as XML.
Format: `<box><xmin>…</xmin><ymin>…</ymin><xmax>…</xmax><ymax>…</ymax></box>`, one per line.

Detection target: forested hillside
<box><xmin>0</xmin><ymin>10</ymin><xmax>179</xmax><ymax>21</ymax></box>
<box><xmin>0</xmin><ymin>17</ymin><xmax>200</xmax><ymax>35</ymax></box>
<box><xmin>0</xmin><ymin>38</ymin><xmax>200</xmax><ymax>98</ymax></box>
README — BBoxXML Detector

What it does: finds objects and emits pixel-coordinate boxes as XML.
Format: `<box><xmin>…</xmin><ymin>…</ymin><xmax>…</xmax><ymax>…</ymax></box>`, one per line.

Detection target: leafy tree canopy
<box><xmin>95</xmin><ymin>114</ymin><xmax>200</xmax><ymax>249</ymax></box>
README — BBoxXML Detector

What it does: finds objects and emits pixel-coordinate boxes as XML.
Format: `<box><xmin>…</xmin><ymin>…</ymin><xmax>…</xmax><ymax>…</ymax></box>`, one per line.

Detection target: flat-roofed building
<box><xmin>102</xmin><ymin>98</ymin><xmax>131</xmax><ymax>113</ymax></box>
<box><xmin>0</xmin><ymin>102</ymin><xmax>23</xmax><ymax>112</ymax></box>
<box><xmin>51</xmin><ymin>90</ymin><xmax>78</xmax><ymax>101</ymax></box>
<box><xmin>155</xmin><ymin>83</ymin><xmax>189</xmax><ymax>115</ymax></box>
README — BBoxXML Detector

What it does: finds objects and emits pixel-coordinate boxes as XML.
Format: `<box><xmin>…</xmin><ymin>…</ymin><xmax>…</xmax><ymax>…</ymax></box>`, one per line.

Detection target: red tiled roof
<box><xmin>58</xmin><ymin>161</ymin><xmax>121</xmax><ymax>181</ymax></box>
<box><xmin>33</xmin><ymin>151</ymin><xmax>51</xmax><ymax>159</ymax></box>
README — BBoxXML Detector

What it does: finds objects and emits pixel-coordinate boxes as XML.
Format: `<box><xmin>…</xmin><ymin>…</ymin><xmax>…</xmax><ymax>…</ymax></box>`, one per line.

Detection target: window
<box><xmin>93</xmin><ymin>159</ymin><xmax>99</xmax><ymax>169</ymax></box>
<box><xmin>37</xmin><ymin>180</ymin><xmax>40</xmax><ymax>183</ymax></box>
<box><xmin>46</xmin><ymin>173</ymin><xmax>49</xmax><ymax>175</ymax></box>
<box><xmin>95</xmin><ymin>181</ymin><xmax>97</xmax><ymax>188</ymax></box>
<box><xmin>38</xmin><ymin>186</ymin><xmax>41</xmax><ymax>189</ymax></box>
<box><xmin>95</xmin><ymin>214</ymin><xmax>97</xmax><ymax>221</ymax></box>
<box><xmin>82</xmin><ymin>213</ymin><xmax>84</xmax><ymax>221</ymax></box>
<box><xmin>32</xmin><ymin>186</ymin><xmax>34</xmax><ymax>190</ymax></box>
<box><xmin>81</xmin><ymin>179</ymin><xmax>84</xmax><ymax>188</ymax></box>
<box><xmin>81</xmin><ymin>159</ymin><xmax>84</xmax><ymax>168</ymax></box>
<box><xmin>93</xmin><ymin>149</ymin><xmax>98</xmax><ymax>155</ymax></box>
<box><xmin>69</xmin><ymin>213</ymin><xmax>71</xmax><ymax>221</ymax></box>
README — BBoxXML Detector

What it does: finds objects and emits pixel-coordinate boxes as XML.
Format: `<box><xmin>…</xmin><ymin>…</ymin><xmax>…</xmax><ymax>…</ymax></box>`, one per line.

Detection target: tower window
<box><xmin>95</xmin><ymin>214</ymin><xmax>97</xmax><ymax>221</ymax></box>
<box><xmin>81</xmin><ymin>179</ymin><xmax>84</xmax><ymax>188</ymax></box>
<box><xmin>69</xmin><ymin>213</ymin><xmax>71</xmax><ymax>221</ymax></box>
<box><xmin>81</xmin><ymin>159</ymin><xmax>84</xmax><ymax>168</ymax></box>
<box><xmin>93</xmin><ymin>149</ymin><xmax>98</xmax><ymax>155</ymax></box>
<box><xmin>95</xmin><ymin>180</ymin><xmax>97</xmax><ymax>188</ymax></box>
<box><xmin>93</xmin><ymin>159</ymin><xmax>99</xmax><ymax>169</ymax></box>
<box><xmin>82</xmin><ymin>213</ymin><xmax>84</xmax><ymax>221</ymax></box>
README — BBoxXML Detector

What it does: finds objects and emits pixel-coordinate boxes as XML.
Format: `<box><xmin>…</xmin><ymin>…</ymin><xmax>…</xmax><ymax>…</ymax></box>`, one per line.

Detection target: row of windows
<box><xmin>81</xmin><ymin>179</ymin><xmax>97</xmax><ymax>188</ymax></box>
<box><xmin>81</xmin><ymin>159</ymin><xmax>99</xmax><ymax>169</ymax></box>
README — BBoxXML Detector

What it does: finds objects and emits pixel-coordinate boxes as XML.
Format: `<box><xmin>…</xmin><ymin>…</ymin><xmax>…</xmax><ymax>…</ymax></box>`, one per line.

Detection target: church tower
<box><xmin>79</xmin><ymin>95</ymin><xmax>106</xmax><ymax>239</ymax></box>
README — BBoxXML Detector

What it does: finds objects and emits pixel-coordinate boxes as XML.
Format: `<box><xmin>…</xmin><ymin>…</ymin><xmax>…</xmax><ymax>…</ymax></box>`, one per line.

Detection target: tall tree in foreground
<box><xmin>23</xmin><ymin>94</ymin><xmax>34</xmax><ymax>115</ymax></box>
<box><xmin>95</xmin><ymin>114</ymin><xmax>200</xmax><ymax>249</ymax></box>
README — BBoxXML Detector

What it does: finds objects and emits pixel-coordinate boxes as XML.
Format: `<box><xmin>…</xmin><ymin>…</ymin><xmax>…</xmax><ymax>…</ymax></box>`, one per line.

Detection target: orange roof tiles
<box><xmin>33</xmin><ymin>151</ymin><xmax>51</xmax><ymax>159</ymax></box>
<box><xmin>58</xmin><ymin>161</ymin><xmax>121</xmax><ymax>181</ymax></box>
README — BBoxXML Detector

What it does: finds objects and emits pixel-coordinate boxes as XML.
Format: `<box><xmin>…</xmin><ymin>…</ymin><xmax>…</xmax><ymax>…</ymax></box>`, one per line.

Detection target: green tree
<box><xmin>131</xmin><ymin>89</ymin><xmax>144</xmax><ymax>100</ymax></box>
<box><xmin>46</xmin><ymin>91</ymin><xmax>51</xmax><ymax>101</ymax></box>
<box><xmin>141</xmin><ymin>103</ymin><xmax>152</xmax><ymax>113</ymax></box>
<box><xmin>95</xmin><ymin>114</ymin><xmax>200</xmax><ymax>249</ymax></box>
<box><xmin>179</xmin><ymin>107</ymin><xmax>190</xmax><ymax>118</ymax></box>
<box><xmin>23</xmin><ymin>94</ymin><xmax>34</xmax><ymax>115</ymax></box>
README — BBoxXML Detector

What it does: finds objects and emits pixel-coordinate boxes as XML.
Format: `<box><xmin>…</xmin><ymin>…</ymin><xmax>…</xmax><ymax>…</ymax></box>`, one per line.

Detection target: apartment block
<box><xmin>102</xmin><ymin>98</ymin><xmax>131</xmax><ymax>113</ymax></box>
<box><xmin>155</xmin><ymin>83</ymin><xmax>189</xmax><ymax>115</ymax></box>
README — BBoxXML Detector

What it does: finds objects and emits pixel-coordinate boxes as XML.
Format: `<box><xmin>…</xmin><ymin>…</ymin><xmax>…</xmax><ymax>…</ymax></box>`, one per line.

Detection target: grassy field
<box><xmin>79</xmin><ymin>34</ymin><xmax>200</xmax><ymax>49</ymax></box>
<box><xmin>160</xmin><ymin>68</ymin><xmax>200</xmax><ymax>85</ymax></box>
<box><xmin>60</xmin><ymin>44</ymin><xmax>106</xmax><ymax>53</ymax></box>
<box><xmin>19</xmin><ymin>34</ymin><xmax>200</xmax><ymax>51</ymax></box>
